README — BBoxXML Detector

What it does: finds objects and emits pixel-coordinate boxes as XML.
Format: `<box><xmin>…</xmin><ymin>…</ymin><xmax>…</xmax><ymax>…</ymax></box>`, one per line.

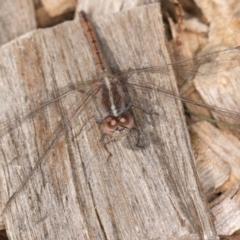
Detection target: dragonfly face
<box><xmin>101</xmin><ymin>111</ymin><xmax>134</xmax><ymax>135</ymax></box>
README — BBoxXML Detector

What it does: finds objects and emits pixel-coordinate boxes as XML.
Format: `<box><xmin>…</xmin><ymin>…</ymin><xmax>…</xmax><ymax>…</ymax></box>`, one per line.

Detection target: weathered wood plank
<box><xmin>0</xmin><ymin>4</ymin><xmax>217</xmax><ymax>239</ymax></box>
<box><xmin>190</xmin><ymin>121</ymin><xmax>240</xmax><ymax>203</ymax></box>
<box><xmin>0</xmin><ymin>0</ymin><xmax>36</xmax><ymax>231</ymax></box>
<box><xmin>0</xmin><ymin>0</ymin><xmax>36</xmax><ymax>46</ymax></box>
<box><xmin>211</xmin><ymin>183</ymin><xmax>240</xmax><ymax>235</ymax></box>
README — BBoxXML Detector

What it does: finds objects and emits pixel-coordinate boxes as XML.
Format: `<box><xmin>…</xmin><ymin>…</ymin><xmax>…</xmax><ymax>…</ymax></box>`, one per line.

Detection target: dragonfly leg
<box><xmin>72</xmin><ymin>113</ymin><xmax>105</xmax><ymax>141</ymax></box>
<box><xmin>71</xmin><ymin>115</ymin><xmax>95</xmax><ymax>141</ymax></box>
<box><xmin>92</xmin><ymin>116</ymin><xmax>104</xmax><ymax>123</ymax></box>
<box><xmin>132</xmin><ymin>126</ymin><xmax>144</xmax><ymax>149</ymax></box>
<box><xmin>100</xmin><ymin>133</ymin><xmax>113</xmax><ymax>161</ymax></box>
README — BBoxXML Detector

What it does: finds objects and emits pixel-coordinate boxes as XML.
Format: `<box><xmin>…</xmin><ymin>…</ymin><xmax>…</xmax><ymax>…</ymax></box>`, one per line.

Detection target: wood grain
<box><xmin>0</xmin><ymin>0</ymin><xmax>36</xmax><ymax>46</ymax></box>
<box><xmin>191</xmin><ymin>121</ymin><xmax>240</xmax><ymax>193</ymax></box>
<box><xmin>0</xmin><ymin>0</ymin><xmax>36</xmax><ymax>232</ymax></box>
<box><xmin>211</xmin><ymin>183</ymin><xmax>240</xmax><ymax>235</ymax></box>
<box><xmin>0</xmin><ymin>4</ymin><xmax>217</xmax><ymax>239</ymax></box>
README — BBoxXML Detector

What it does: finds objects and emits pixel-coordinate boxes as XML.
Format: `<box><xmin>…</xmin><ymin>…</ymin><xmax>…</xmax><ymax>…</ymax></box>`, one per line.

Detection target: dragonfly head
<box><xmin>101</xmin><ymin>111</ymin><xmax>134</xmax><ymax>135</ymax></box>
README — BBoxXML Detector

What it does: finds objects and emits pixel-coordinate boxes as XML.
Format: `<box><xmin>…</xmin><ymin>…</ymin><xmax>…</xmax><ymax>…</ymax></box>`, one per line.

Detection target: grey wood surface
<box><xmin>0</xmin><ymin>0</ymin><xmax>36</xmax><ymax>231</ymax></box>
<box><xmin>0</xmin><ymin>0</ymin><xmax>36</xmax><ymax>46</ymax></box>
<box><xmin>0</xmin><ymin>4</ymin><xmax>218</xmax><ymax>240</ymax></box>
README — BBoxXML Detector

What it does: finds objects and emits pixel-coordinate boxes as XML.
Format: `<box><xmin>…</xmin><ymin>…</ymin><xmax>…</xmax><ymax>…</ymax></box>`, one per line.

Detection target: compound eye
<box><xmin>118</xmin><ymin>112</ymin><xmax>134</xmax><ymax>129</ymax></box>
<box><xmin>101</xmin><ymin>116</ymin><xmax>118</xmax><ymax>134</ymax></box>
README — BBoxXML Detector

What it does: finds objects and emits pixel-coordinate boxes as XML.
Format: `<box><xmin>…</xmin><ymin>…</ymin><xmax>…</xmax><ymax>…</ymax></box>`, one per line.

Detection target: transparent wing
<box><xmin>2</xmin><ymin>46</ymin><xmax>240</xmax><ymax>139</ymax></box>
<box><xmin>124</xmin><ymin>46</ymin><xmax>240</xmax><ymax>79</ymax></box>
<box><xmin>2</xmin><ymin>84</ymin><xmax>101</xmax><ymax>214</ymax></box>
<box><xmin>118</xmin><ymin>46</ymin><xmax>240</xmax><ymax>123</ymax></box>
<box><xmin>0</xmin><ymin>79</ymin><xmax>99</xmax><ymax>137</ymax></box>
<box><xmin>123</xmin><ymin>80</ymin><xmax>240</xmax><ymax>120</ymax></box>
<box><xmin>2</xmin><ymin>46</ymin><xmax>240</xmax><ymax>138</ymax></box>
<box><xmin>170</xmin><ymin>46</ymin><xmax>240</xmax><ymax>78</ymax></box>
<box><xmin>3</xmin><ymin>46</ymin><xmax>240</xmax><ymax>212</ymax></box>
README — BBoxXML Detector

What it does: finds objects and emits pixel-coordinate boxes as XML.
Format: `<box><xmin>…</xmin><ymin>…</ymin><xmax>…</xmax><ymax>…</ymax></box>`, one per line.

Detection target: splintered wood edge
<box><xmin>211</xmin><ymin>183</ymin><xmax>240</xmax><ymax>235</ymax></box>
<box><xmin>0</xmin><ymin>5</ymin><xmax>218</xmax><ymax>239</ymax></box>
<box><xmin>191</xmin><ymin>121</ymin><xmax>240</xmax><ymax>191</ymax></box>
<box><xmin>190</xmin><ymin>130</ymin><xmax>230</xmax><ymax>199</ymax></box>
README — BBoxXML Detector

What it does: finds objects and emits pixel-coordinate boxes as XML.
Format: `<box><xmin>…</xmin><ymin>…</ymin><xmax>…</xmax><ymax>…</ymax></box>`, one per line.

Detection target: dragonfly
<box><xmin>1</xmin><ymin>10</ymin><xmax>240</xmax><ymax>214</ymax></box>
